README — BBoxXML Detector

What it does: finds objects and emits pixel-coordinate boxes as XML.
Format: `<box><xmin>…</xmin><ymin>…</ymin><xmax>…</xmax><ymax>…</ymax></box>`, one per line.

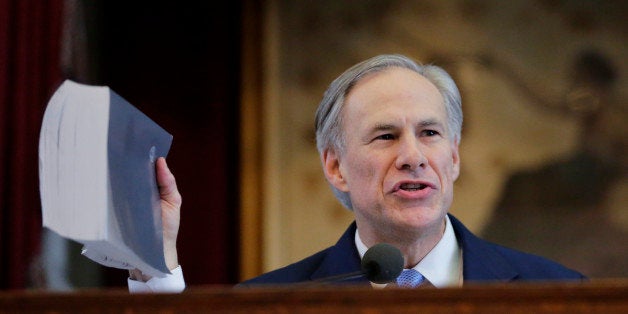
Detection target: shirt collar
<box><xmin>355</xmin><ymin>215</ymin><xmax>462</xmax><ymax>288</ymax></box>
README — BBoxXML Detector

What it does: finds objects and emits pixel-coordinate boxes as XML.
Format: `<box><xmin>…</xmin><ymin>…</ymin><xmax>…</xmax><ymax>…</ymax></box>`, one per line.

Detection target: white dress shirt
<box><xmin>127</xmin><ymin>265</ymin><xmax>186</xmax><ymax>293</ymax></box>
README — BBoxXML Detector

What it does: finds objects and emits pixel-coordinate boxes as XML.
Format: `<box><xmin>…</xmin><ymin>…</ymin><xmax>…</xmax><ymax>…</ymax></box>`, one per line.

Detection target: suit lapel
<box><xmin>310</xmin><ymin>222</ymin><xmax>371</xmax><ymax>285</ymax></box>
<box><xmin>449</xmin><ymin>214</ymin><xmax>519</xmax><ymax>282</ymax></box>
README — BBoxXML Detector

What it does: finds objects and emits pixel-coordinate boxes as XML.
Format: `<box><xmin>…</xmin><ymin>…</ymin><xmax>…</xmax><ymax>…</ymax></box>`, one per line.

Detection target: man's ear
<box><xmin>322</xmin><ymin>149</ymin><xmax>349</xmax><ymax>192</ymax></box>
<box><xmin>451</xmin><ymin>138</ymin><xmax>461</xmax><ymax>181</ymax></box>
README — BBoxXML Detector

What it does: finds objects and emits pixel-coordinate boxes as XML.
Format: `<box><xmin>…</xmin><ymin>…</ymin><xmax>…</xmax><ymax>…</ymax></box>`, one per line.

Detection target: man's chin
<box><xmin>393</xmin><ymin>211</ymin><xmax>446</xmax><ymax>232</ymax></box>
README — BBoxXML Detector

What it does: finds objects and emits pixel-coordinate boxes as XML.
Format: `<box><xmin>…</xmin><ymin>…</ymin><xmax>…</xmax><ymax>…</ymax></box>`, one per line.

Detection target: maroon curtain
<box><xmin>0</xmin><ymin>0</ymin><xmax>64</xmax><ymax>289</ymax></box>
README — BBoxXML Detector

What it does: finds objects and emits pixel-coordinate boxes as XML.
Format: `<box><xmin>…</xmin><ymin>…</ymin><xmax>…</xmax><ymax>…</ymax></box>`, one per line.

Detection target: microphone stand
<box><xmin>310</xmin><ymin>271</ymin><xmax>365</xmax><ymax>283</ymax></box>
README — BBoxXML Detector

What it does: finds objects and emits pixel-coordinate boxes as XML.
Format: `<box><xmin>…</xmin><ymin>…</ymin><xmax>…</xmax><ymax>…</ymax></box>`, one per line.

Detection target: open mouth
<box><xmin>399</xmin><ymin>183</ymin><xmax>428</xmax><ymax>191</ymax></box>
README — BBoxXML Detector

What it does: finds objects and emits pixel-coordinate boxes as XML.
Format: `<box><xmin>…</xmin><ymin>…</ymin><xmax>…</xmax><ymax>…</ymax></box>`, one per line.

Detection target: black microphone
<box><xmin>312</xmin><ymin>243</ymin><xmax>404</xmax><ymax>284</ymax></box>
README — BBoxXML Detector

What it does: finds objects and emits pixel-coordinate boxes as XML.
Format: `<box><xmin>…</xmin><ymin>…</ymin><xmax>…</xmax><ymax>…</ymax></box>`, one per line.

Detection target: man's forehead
<box><xmin>345</xmin><ymin>69</ymin><xmax>443</xmax><ymax>107</ymax></box>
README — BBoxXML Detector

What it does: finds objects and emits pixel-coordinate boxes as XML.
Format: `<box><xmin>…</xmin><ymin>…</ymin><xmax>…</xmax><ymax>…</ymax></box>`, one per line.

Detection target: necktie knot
<box><xmin>395</xmin><ymin>269</ymin><xmax>425</xmax><ymax>288</ymax></box>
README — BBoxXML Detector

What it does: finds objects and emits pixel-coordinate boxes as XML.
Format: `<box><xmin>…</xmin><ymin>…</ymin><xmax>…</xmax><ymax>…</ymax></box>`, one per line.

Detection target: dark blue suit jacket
<box><xmin>241</xmin><ymin>215</ymin><xmax>585</xmax><ymax>286</ymax></box>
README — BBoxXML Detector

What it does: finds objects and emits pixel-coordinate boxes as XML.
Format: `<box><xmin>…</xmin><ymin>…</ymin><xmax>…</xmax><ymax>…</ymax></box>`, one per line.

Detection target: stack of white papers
<box><xmin>39</xmin><ymin>80</ymin><xmax>173</xmax><ymax>278</ymax></box>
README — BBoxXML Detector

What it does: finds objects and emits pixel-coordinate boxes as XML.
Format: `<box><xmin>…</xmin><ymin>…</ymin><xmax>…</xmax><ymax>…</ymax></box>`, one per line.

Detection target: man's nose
<box><xmin>395</xmin><ymin>136</ymin><xmax>427</xmax><ymax>171</ymax></box>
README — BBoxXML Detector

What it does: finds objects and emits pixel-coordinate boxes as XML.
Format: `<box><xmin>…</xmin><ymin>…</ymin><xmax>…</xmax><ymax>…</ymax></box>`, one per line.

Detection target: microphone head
<box><xmin>361</xmin><ymin>243</ymin><xmax>404</xmax><ymax>284</ymax></box>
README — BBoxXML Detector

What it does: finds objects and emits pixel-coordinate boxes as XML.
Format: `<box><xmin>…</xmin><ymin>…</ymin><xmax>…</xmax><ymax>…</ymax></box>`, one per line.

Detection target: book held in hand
<box><xmin>39</xmin><ymin>80</ymin><xmax>173</xmax><ymax>278</ymax></box>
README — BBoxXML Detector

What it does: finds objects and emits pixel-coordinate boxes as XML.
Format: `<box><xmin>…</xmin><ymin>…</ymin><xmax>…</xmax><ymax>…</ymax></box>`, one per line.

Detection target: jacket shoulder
<box><xmin>486</xmin><ymin>241</ymin><xmax>586</xmax><ymax>280</ymax></box>
<box><xmin>238</xmin><ymin>222</ymin><xmax>360</xmax><ymax>286</ymax></box>
<box><xmin>449</xmin><ymin>214</ymin><xmax>585</xmax><ymax>281</ymax></box>
<box><xmin>238</xmin><ymin>248</ymin><xmax>331</xmax><ymax>286</ymax></box>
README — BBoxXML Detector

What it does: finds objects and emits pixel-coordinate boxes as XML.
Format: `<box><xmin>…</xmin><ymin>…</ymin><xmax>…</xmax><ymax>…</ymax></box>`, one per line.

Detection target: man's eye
<box><xmin>376</xmin><ymin>134</ymin><xmax>395</xmax><ymax>140</ymax></box>
<box><xmin>423</xmin><ymin>130</ymin><xmax>440</xmax><ymax>136</ymax></box>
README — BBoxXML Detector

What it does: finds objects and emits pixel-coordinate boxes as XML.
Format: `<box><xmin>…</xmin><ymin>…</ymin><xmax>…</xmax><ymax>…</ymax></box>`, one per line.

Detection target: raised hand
<box><xmin>155</xmin><ymin>157</ymin><xmax>182</xmax><ymax>271</ymax></box>
<box><xmin>129</xmin><ymin>157</ymin><xmax>182</xmax><ymax>282</ymax></box>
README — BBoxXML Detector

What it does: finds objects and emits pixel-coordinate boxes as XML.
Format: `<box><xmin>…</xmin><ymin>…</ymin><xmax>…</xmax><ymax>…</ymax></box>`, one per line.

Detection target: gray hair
<box><xmin>314</xmin><ymin>54</ymin><xmax>463</xmax><ymax>210</ymax></box>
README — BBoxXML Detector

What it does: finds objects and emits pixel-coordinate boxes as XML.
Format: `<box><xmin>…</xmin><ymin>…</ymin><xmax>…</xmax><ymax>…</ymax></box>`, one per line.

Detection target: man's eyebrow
<box><xmin>370</xmin><ymin>119</ymin><xmax>443</xmax><ymax>131</ymax></box>
<box><xmin>371</xmin><ymin>123</ymin><xmax>397</xmax><ymax>131</ymax></box>
<box><xmin>418</xmin><ymin>119</ymin><xmax>441</xmax><ymax>128</ymax></box>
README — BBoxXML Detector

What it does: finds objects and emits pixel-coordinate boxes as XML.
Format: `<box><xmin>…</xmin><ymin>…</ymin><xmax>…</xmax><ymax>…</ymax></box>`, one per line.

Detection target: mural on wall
<box><xmin>266</xmin><ymin>0</ymin><xmax>627</xmax><ymax>278</ymax></box>
<box><xmin>481</xmin><ymin>49</ymin><xmax>627</xmax><ymax>278</ymax></box>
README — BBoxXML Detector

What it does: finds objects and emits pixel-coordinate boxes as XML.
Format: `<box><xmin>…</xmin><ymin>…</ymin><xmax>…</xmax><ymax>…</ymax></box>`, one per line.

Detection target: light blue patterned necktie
<box><xmin>395</xmin><ymin>269</ymin><xmax>425</xmax><ymax>288</ymax></box>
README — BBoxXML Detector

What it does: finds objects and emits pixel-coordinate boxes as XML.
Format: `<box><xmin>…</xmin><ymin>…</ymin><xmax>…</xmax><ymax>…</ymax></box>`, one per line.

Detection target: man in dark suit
<box><xmin>242</xmin><ymin>215</ymin><xmax>583</xmax><ymax>286</ymax></box>
<box><xmin>129</xmin><ymin>54</ymin><xmax>583</xmax><ymax>291</ymax></box>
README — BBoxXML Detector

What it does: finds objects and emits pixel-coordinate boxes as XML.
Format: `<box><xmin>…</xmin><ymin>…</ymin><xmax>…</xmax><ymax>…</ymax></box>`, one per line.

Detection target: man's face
<box><xmin>323</xmin><ymin>67</ymin><xmax>460</xmax><ymax>245</ymax></box>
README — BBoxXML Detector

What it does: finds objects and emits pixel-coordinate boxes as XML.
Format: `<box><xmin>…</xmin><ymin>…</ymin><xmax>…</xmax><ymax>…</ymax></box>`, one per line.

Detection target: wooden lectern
<box><xmin>1</xmin><ymin>280</ymin><xmax>626</xmax><ymax>313</ymax></box>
